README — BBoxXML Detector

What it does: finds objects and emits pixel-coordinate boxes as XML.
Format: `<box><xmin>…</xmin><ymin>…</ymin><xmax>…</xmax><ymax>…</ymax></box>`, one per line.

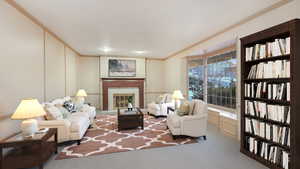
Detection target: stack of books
<box><xmin>245</xmin><ymin>37</ymin><xmax>290</xmax><ymax>61</ymax></box>
<box><xmin>247</xmin><ymin>60</ymin><xmax>290</xmax><ymax>79</ymax></box>
<box><xmin>245</xmin><ymin>100</ymin><xmax>290</xmax><ymax>124</ymax></box>
<box><xmin>246</xmin><ymin>136</ymin><xmax>289</xmax><ymax>169</ymax></box>
<box><xmin>245</xmin><ymin>82</ymin><xmax>290</xmax><ymax>101</ymax></box>
<box><xmin>245</xmin><ymin>118</ymin><xmax>290</xmax><ymax>146</ymax></box>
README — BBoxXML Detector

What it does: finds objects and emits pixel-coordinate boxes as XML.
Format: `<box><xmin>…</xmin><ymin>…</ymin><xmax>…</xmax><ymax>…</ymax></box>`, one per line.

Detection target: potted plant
<box><xmin>127</xmin><ymin>96</ymin><xmax>133</xmax><ymax>111</ymax></box>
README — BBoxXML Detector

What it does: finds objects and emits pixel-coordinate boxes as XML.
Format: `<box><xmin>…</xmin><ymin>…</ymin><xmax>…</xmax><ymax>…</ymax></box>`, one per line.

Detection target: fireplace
<box><xmin>113</xmin><ymin>93</ymin><xmax>135</xmax><ymax>110</ymax></box>
<box><xmin>102</xmin><ymin>78</ymin><xmax>145</xmax><ymax>110</ymax></box>
<box><xmin>108</xmin><ymin>87</ymin><xmax>139</xmax><ymax>110</ymax></box>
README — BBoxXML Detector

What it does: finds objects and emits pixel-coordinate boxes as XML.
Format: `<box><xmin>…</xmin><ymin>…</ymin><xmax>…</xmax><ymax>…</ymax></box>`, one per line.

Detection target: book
<box><xmin>247</xmin><ymin>60</ymin><xmax>290</xmax><ymax>79</ymax></box>
<box><xmin>286</xmin><ymin>37</ymin><xmax>290</xmax><ymax>55</ymax></box>
<box><xmin>245</xmin><ymin>37</ymin><xmax>290</xmax><ymax>62</ymax></box>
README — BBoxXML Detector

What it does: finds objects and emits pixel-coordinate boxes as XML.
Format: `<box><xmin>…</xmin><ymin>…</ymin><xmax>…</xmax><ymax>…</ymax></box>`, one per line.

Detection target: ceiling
<box><xmin>15</xmin><ymin>0</ymin><xmax>282</xmax><ymax>58</ymax></box>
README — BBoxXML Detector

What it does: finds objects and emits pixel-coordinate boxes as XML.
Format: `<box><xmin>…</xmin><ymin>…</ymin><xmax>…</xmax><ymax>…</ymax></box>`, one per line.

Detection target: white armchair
<box><xmin>77</xmin><ymin>104</ymin><xmax>96</xmax><ymax>123</ymax></box>
<box><xmin>147</xmin><ymin>94</ymin><xmax>175</xmax><ymax>117</ymax></box>
<box><xmin>167</xmin><ymin>99</ymin><xmax>208</xmax><ymax>139</ymax></box>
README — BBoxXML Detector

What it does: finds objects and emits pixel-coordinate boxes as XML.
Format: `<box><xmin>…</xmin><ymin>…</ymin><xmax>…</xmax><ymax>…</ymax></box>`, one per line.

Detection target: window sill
<box><xmin>208</xmin><ymin>106</ymin><xmax>237</xmax><ymax>120</ymax></box>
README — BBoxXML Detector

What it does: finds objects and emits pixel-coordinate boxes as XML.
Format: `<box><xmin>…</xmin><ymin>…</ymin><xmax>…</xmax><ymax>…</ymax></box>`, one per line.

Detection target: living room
<box><xmin>0</xmin><ymin>0</ymin><xmax>299</xmax><ymax>169</ymax></box>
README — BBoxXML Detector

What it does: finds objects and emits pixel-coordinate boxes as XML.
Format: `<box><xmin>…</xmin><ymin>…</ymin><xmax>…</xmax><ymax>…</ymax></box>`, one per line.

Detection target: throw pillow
<box><xmin>55</xmin><ymin>105</ymin><xmax>71</xmax><ymax>119</ymax></box>
<box><xmin>155</xmin><ymin>95</ymin><xmax>165</xmax><ymax>104</ymax></box>
<box><xmin>189</xmin><ymin>101</ymin><xmax>196</xmax><ymax>115</ymax></box>
<box><xmin>63</xmin><ymin>101</ymin><xmax>76</xmax><ymax>112</ymax></box>
<box><xmin>44</xmin><ymin>104</ymin><xmax>63</xmax><ymax>120</ymax></box>
<box><xmin>176</xmin><ymin>101</ymin><xmax>190</xmax><ymax>116</ymax></box>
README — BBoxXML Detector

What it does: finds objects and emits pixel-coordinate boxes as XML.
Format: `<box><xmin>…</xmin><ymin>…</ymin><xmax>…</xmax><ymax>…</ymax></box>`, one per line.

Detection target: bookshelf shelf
<box><xmin>244</xmin><ymin>97</ymin><xmax>290</xmax><ymax>106</ymax></box>
<box><xmin>244</xmin><ymin>78</ymin><xmax>290</xmax><ymax>83</ymax></box>
<box><xmin>244</xmin><ymin>115</ymin><xmax>290</xmax><ymax>127</ymax></box>
<box><xmin>241</xmin><ymin>149</ymin><xmax>285</xmax><ymax>169</ymax></box>
<box><xmin>240</xmin><ymin>19</ymin><xmax>300</xmax><ymax>169</ymax></box>
<box><xmin>245</xmin><ymin>132</ymin><xmax>290</xmax><ymax>151</ymax></box>
<box><xmin>245</xmin><ymin>54</ymin><xmax>290</xmax><ymax>64</ymax></box>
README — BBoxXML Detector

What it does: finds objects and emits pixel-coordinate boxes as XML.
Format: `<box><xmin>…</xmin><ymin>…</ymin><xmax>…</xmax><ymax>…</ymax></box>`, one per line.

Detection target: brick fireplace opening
<box><xmin>102</xmin><ymin>78</ymin><xmax>145</xmax><ymax>110</ymax></box>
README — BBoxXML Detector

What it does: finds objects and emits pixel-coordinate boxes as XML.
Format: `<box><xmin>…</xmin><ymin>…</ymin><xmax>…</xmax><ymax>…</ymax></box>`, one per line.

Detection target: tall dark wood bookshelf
<box><xmin>240</xmin><ymin>19</ymin><xmax>300</xmax><ymax>169</ymax></box>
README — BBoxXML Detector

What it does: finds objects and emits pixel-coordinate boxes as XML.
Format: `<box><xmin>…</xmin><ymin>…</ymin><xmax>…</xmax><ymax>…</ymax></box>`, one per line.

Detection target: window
<box><xmin>188</xmin><ymin>51</ymin><xmax>237</xmax><ymax>109</ymax></box>
<box><xmin>188</xmin><ymin>59</ymin><xmax>205</xmax><ymax>100</ymax></box>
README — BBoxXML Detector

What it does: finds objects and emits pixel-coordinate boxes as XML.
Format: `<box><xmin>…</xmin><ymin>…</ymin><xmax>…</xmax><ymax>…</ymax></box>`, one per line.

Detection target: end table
<box><xmin>0</xmin><ymin>128</ymin><xmax>57</xmax><ymax>169</ymax></box>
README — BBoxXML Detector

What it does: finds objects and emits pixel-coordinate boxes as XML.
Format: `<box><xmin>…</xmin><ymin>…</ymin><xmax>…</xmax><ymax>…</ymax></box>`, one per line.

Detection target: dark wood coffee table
<box><xmin>117</xmin><ymin>108</ymin><xmax>144</xmax><ymax>131</ymax></box>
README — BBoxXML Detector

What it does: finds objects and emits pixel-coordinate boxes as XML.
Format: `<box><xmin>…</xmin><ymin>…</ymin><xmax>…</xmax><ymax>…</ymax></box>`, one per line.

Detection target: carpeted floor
<box><xmin>43</xmin><ymin>111</ymin><xmax>268</xmax><ymax>169</ymax></box>
<box><xmin>56</xmin><ymin>114</ymin><xmax>196</xmax><ymax>160</ymax></box>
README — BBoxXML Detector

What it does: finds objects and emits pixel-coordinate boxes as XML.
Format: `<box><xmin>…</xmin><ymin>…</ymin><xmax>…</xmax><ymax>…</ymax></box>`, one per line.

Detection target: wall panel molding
<box><xmin>5</xmin><ymin>0</ymin><xmax>81</xmax><ymax>56</ymax></box>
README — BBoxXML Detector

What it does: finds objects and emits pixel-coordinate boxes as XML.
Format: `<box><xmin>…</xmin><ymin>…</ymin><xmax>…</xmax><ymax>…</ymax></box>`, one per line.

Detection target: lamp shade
<box><xmin>76</xmin><ymin>89</ymin><xmax>87</xmax><ymax>97</ymax></box>
<box><xmin>11</xmin><ymin>99</ymin><xmax>46</xmax><ymax>120</ymax></box>
<box><xmin>172</xmin><ymin>90</ymin><xmax>184</xmax><ymax>100</ymax></box>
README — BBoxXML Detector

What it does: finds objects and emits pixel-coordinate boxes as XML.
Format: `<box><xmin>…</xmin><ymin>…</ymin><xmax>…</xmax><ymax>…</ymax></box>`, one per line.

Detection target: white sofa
<box><xmin>167</xmin><ymin>99</ymin><xmax>208</xmax><ymax>139</ymax></box>
<box><xmin>147</xmin><ymin>94</ymin><xmax>175</xmax><ymax>117</ymax></box>
<box><xmin>38</xmin><ymin>96</ymin><xmax>96</xmax><ymax>144</ymax></box>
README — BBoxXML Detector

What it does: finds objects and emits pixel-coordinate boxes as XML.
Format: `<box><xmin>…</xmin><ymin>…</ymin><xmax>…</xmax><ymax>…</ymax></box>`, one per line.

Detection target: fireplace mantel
<box><xmin>101</xmin><ymin>78</ymin><xmax>145</xmax><ymax>110</ymax></box>
<box><xmin>101</xmin><ymin>78</ymin><xmax>145</xmax><ymax>81</ymax></box>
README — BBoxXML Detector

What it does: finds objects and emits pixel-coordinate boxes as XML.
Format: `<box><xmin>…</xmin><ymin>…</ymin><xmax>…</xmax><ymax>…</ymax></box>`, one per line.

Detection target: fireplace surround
<box><xmin>101</xmin><ymin>78</ymin><xmax>145</xmax><ymax>110</ymax></box>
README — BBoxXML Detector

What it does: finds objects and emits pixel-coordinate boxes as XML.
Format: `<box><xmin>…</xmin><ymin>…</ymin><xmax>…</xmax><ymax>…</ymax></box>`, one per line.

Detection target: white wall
<box><xmin>77</xmin><ymin>56</ymin><xmax>166</xmax><ymax>109</ymax></box>
<box><xmin>164</xmin><ymin>0</ymin><xmax>299</xmax><ymax>96</ymax></box>
<box><xmin>66</xmin><ymin>47</ymin><xmax>79</xmax><ymax>96</ymax></box>
<box><xmin>0</xmin><ymin>1</ymin><xmax>80</xmax><ymax>139</ymax></box>
<box><xmin>78</xmin><ymin>56</ymin><xmax>100</xmax><ymax>109</ymax></box>
<box><xmin>164</xmin><ymin>57</ymin><xmax>188</xmax><ymax>95</ymax></box>
<box><xmin>100</xmin><ymin>56</ymin><xmax>146</xmax><ymax>78</ymax></box>
<box><xmin>0</xmin><ymin>1</ymin><xmax>44</xmax><ymax>139</ymax></box>
<box><xmin>45</xmin><ymin>32</ymin><xmax>66</xmax><ymax>101</ymax></box>
<box><xmin>163</xmin><ymin>0</ymin><xmax>300</xmax><ymax>139</ymax></box>
<box><xmin>146</xmin><ymin>59</ymin><xmax>166</xmax><ymax>105</ymax></box>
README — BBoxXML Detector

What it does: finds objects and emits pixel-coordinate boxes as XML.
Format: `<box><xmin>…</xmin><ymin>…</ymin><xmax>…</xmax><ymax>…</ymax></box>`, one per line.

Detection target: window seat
<box><xmin>207</xmin><ymin>107</ymin><xmax>238</xmax><ymax>139</ymax></box>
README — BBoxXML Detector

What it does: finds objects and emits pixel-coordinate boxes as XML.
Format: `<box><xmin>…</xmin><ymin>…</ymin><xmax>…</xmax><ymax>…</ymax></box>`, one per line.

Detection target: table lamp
<box><xmin>76</xmin><ymin>89</ymin><xmax>87</xmax><ymax>105</ymax></box>
<box><xmin>11</xmin><ymin>98</ymin><xmax>46</xmax><ymax>137</ymax></box>
<box><xmin>172</xmin><ymin>90</ymin><xmax>184</xmax><ymax>109</ymax></box>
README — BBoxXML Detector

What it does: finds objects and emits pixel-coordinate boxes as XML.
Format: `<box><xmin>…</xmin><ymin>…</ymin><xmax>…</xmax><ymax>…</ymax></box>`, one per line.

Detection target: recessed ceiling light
<box><xmin>99</xmin><ymin>47</ymin><xmax>112</xmax><ymax>53</ymax></box>
<box><xmin>133</xmin><ymin>50</ymin><xmax>147</xmax><ymax>54</ymax></box>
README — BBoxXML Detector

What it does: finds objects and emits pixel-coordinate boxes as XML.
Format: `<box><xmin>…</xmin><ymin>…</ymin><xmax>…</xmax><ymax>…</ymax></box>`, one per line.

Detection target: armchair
<box><xmin>166</xmin><ymin>99</ymin><xmax>208</xmax><ymax>139</ymax></box>
<box><xmin>147</xmin><ymin>94</ymin><xmax>175</xmax><ymax>117</ymax></box>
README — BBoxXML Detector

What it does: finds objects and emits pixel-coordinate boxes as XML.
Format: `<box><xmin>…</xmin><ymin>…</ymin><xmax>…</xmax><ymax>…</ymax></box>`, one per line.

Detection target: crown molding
<box><xmin>187</xmin><ymin>45</ymin><xmax>236</xmax><ymax>60</ymax></box>
<box><xmin>80</xmin><ymin>55</ymin><xmax>101</xmax><ymax>58</ymax></box>
<box><xmin>5</xmin><ymin>0</ymin><xmax>81</xmax><ymax>56</ymax></box>
<box><xmin>146</xmin><ymin>58</ymin><xmax>165</xmax><ymax>61</ymax></box>
<box><xmin>82</xmin><ymin>55</ymin><xmax>165</xmax><ymax>61</ymax></box>
<box><xmin>5</xmin><ymin>0</ymin><xmax>292</xmax><ymax>60</ymax></box>
<box><xmin>165</xmin><ymin>0</ymin><xmax>292</xmax><ymax>60</ymax></box>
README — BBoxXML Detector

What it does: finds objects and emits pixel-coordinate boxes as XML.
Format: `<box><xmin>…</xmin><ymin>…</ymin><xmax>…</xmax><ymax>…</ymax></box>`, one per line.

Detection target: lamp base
<box><xmin>21</xmin><ymin>119</ymin><xmax>38</xmax><ymax>137</ymax></box>
<box><xmin>76</xmin><ymin>96</ymin><xmax>85</xmax><ymax>106</ymax></box>
<box><xmin>174</xmin><ymin>99</ymin><xmax>181</xmax><ymax>110</ymax></box>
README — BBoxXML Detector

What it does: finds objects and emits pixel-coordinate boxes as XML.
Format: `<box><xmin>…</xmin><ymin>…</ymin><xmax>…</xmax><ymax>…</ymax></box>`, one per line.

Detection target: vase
<box><xmin>128</xmin><ymin>103</ymin><xmax>133</xmax><ymax>111</ymax></box>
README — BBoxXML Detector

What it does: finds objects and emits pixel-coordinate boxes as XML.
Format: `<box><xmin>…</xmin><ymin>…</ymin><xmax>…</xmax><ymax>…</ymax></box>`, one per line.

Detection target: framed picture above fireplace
<box><xmin>108</xmin><ymin>59</ymin><xmax>136</xmax><ymax>77</ymax></box>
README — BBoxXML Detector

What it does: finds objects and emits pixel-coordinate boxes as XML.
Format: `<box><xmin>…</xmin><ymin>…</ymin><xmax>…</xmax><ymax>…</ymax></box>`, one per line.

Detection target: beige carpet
<box><xmin>56</xmin><ymin>115</ymin><xmax>197</xmax><ymax>160</ymax></box>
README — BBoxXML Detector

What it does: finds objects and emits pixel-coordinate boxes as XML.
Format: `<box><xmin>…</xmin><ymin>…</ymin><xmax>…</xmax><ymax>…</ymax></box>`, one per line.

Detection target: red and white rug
<box><xmin>56</xmin><ymin>114</ymin><xmax>197</xmax><ymax>160</ymax></box>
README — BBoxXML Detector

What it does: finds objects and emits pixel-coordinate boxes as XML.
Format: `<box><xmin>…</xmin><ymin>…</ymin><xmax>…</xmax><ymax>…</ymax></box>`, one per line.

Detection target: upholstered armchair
<box><xmin>166</xmin><ymin>99</ymin><xmax>208</xmax><ymax>139</ymax></box>
<box><xmin>147</xmin><ymin>94</ymin><xmax>175</xmax><ymax>117</ymax></box>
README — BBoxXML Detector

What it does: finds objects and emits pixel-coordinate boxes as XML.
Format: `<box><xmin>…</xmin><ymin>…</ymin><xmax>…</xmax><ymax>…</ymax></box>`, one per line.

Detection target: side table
<box><xmin>0</xmin><ymin>128</ymin><xmax>57</xmax><ymax>169</ymax></box>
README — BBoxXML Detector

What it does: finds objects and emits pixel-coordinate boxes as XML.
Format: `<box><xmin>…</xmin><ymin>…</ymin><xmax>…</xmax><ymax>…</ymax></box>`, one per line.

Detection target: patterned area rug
<box><xmin>56</xmin><ymin>114</ymin><xmax>197</xmax><ymax>160</ymax></box>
